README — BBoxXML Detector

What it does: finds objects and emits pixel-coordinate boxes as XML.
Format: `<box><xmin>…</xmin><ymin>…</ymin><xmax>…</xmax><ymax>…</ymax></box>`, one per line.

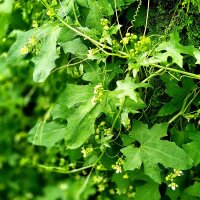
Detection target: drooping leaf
<box><xmin>121</xmin><ymin>121</ymin><xmax>193</xmax><ymax>183</ymax></box>
<box><xmin>65</xmin><ymin>101</ymin><xmax>102</xmax><ymax>149</ymax></box>
<box><xmin>51</xmin><ymin>84</ymin><xmax>94</xmax><ymax>119</ymax></box>
<box><xmin>32</xmin><ymin>24</ymin><xmax>61</xmax><ymax>82</ymax></box>
<box><xmin>29</xmin><ymin>121</ymin><xmax>67</xmax><ymax>148</ymax></box>
<box><xmin>59</xmin><ymin>37</ymin><xmax>88</xmax><ymax>57</ymax></box>
<box><xmin>158</xmin><ymin>75</ymin><xmax>196</xmax><ymax>116</ymax></box>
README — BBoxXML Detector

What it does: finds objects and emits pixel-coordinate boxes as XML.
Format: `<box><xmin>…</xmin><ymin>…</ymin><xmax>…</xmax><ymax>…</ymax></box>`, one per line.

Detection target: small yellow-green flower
<box><xmin>20</xmin><ymin>46</ymin><xmax>29</xmax><ymax>55</ymax></box>
<box><xmin>168</xmin><ymin>182</ymin><xmax>178</xmax><ymax>190</ymax></box>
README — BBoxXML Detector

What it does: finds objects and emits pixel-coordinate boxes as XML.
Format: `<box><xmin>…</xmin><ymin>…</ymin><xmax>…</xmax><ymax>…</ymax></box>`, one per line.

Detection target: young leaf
<box><xmin>112</xmin><ymin>76</ymin><xmax>149</xmax><ymax>102</ymax></box>
<box><xmin>121</xmin><ymin>121</ymin><xmax>193</xmax><ymax>183</ymax></box>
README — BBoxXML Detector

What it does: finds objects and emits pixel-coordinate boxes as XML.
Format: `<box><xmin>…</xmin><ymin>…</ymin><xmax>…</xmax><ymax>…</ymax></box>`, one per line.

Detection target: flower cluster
<box><xmin>129</xmin><ymin>35</ymin><xmax>151</xmax><ymax>58</ymax></box>
<box><xmin>100</xmin><ymin>18</ymin><xmax>110</xmax><ymax>31</ymax></box>
<box><xmin>20</xmin><ymin>36</ymin><xmax>38</xmax><ymax>55</ymax></box>
<box><xmin>109</xmin><ymin>185</ymin><xmax>135</xmax><ymax>198</ymax></box>
<box><xmin>93</xmin><ymin>175</ymin><xmax>108</xmax><ymax>192</ymax></box>
<box><xmin>165</xmin><ymin>169</ymin><xmax>183</xmax><ymax>190</ymax></box>
<box><xmin>112</xmin><ymin>158</ymin><xmax>124</xmax><ymax>173</ymax></box>
<box><xmin>91</xmin><ymin>83</ymin><xmax>104</xmax><ymax>105</ymax></box>
<box><xmin>81</xmin><ymin>146</ymin><xmax>93</xmax><ymax>158</ymax></box>
<box><xmin>120</xmin><ymin>32</ymin><xmax>138</xmax><ymax>45</ymax></box>
<box><xmin>95</xmin><ymin>121</ymin><xmax>112</xmax><ymax>142</ymax></box>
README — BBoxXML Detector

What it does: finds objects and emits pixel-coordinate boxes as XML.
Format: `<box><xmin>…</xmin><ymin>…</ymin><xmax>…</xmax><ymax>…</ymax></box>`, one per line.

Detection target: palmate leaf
<box><xmin>6</xmin><ymin>23</ymin><xmax>61</xmax><ymax>82</ymax></box>
<box><xmin>155</xmin><ymin>31</ymin><xmax>200</xmax><ymax>67</ymax></box>
<box><xmin>121</xmin><ymin>120</ymin><xmax>193</xmax><ymax>183</ymax></box>
<box><xmin>158</xmin><ymin>74</ymin><xmax>196</xmax><ymax>116</ymax></box>
<box><xmin>30</xmin><ymin>83</ymin><xmax>102</xmax><ymax>149</ymax></box>
<box><xmin>112</xmin><ymin>76</ymin><xmax>149</xmax><ymax>102</ymax></box>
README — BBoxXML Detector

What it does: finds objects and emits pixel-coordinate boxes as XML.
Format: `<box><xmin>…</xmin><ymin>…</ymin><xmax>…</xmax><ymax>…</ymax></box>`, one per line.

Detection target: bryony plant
<box><xmin>2</xmin><ymin>0</ymin><xmax>200</xmax><ymax>199</ymax></box>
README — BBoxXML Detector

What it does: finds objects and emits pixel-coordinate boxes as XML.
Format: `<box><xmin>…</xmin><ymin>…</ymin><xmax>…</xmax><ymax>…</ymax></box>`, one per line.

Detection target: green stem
<box><xmin>37</xmin><ymin>164</ymin><xmax>94</xmax><ymax>174</ymax></box>
<box><xmin>151</xmin><ymin>64</ymin><xmax>200</xmax><ymax>80</ymax></box>
<box><xmin>72</xmin><ymin>1</ymin><xmax>80</xmax><ymax>26</ymax></box>
<box><xmin>168</xmin><ymin>89</ymin><xmax>200</xmax><ymax>124</ymax></box>
<box><xmin>142</xmin><ymin>69</ymin><xmax>165</xmax><ymax>83</ymax></box>
<box><xmin>77</xmin><ymin>150</ymin><xmax>105</xmax><ymax>198</ymax></box>
<box><xmin>40</xmin><ymin>0</ymin><xmax>127</xmax><ymax>58</ymax></box>
<box><xmin>111</xmin><ymin>97</ymin><xmax>127</xmax><ymax>133</ymax></box>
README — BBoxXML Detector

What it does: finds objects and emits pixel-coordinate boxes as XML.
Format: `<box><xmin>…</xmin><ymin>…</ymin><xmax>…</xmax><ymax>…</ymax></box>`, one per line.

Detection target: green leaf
<box><xmin>121</xmin><ymin>121</ymin><xmax>193</xmax><ymax>183</ymax></box>
<box><xmin>29</xmin><ymin>121</ymin><xmax>67</xmax><ymax>148</ymax></box>
<box><xmin>183</xmin><ymin>129</ymin><xmax>200</xmax><ymax>166</ymax></box>
<box><xmin>86</xmin><ymin>0</ymin><xmax>113</xmax><ymax>30</ymax></box>
<box><xmin>155</xmin><ymin>31</ymin><xmax>198</xmax><ymax>67</ymax></box>
<box><xmin>57</xmin><ymin>28</ymin><xmax>78</xmax><ymax>43</ymax></box>
<box><xmin>6</xmin><ymin>23</ymin><xmax>61</xmax><ymax>82</ymax></box>
<box><xmin>32</xmin><ymin>25</ymin><xmax>61</xmax><ymax>82</ymax></box>
<box><xmin>65</xmin><ymin>101</ymin><xmax>102</xmax><ymax>149</ymax></box>
<box><xmin>51</xmin><ymin>84</ymin><xmax>94</xmax><ymax>119</ymax></box>
<box><xmin>59</xmin><ymin>84</ymin><xmax>94</xmax><ymax>108</ymax></box>
<box><xmin>0</xmin><ymin>0</ymin><xmax>14</xmax><ymax>39</ymax></box>
<box><xmin>76</xmin><ymin>0</ymin><xmax>89</xmax><ymax>7</ymax></box>
<box><xmin>184</xmin><ymin>182</ymin><xmax>200</xmax><ymax>198</ymax></box>
<box><xmin>112</xmin><ymin>77</ymin><xmax>149</xmax><ymax>102</ymax></box>
<box><xmin>6</xmin><ymin>29</ymin><xmax>35</xmax><ymax>65</ymax></box>
<box><xmin>59</xmin><ymin>37</ymin><xmax>88</xmax><ymax>57</ymax></box>
<box><xmin>158</xmin><ymin>75</ymin><xmax>196</xmax><ymax>116</ymax></box>
<box><xmin>135</xmin><ymin>181</ymin><xmax>160</xmax><ymax>200</ymax></box>
<box><xmin>82</xmin><ymin>62</ymin><xmax>123</xmax><ymax>87</ymax></box>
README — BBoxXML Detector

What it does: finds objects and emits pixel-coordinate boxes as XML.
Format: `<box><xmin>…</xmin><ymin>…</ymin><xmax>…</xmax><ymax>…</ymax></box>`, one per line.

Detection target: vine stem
<box><xmin>111</xmin><ymin>97</ymin><xmax>127</xmax><ymax>133</ymax></box>
<box><xmin>168</xmin><ymin>89</ymin><xmax>200</xmax><ymax>124</ymax></box>
<box><xmin>77</xmin><ymin>97</ymin><xmax>126</xmax><ymax>197</ymax></box>
<box><xmin>143</xmin><ymin>0</ymin><xmax>150</xmax><ymax>36</ymax></box>
<box><xmin>37</xmin><ymin>164</ymin><xmax>94</xmax><ymax>174</ymax></box>
<box><xmin>151</xmin><ymin>64</ymin><xmax>200</xmax><ymax>80</ymax></box>
<box><xmin>77</xmin><ymin>149</ymin><xmax>105</xmax><ymax>198</ymax></box>
<box><xmin>141</xmin><ymin>68</ymin><xmax>164</xmax><ymax>83</ymax></box>
<box><xmin>40</xmin><ymin>0</ymin><xmax>127</xmax><ymax>58</ymax></box>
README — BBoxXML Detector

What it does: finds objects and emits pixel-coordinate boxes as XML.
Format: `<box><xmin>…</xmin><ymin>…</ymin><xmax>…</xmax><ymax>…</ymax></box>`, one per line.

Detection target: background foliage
<box><xmin>1</xmin><ymin>0</ymin><xmax>200</xmax><ymax>199</ymax></box>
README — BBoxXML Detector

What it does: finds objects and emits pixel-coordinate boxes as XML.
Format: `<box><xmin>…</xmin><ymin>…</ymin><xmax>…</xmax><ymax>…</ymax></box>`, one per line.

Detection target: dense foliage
<box><xmin>1</xmin><ymin>0</ymin><xmax>200</xmax><ymax>199</ymax></box>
